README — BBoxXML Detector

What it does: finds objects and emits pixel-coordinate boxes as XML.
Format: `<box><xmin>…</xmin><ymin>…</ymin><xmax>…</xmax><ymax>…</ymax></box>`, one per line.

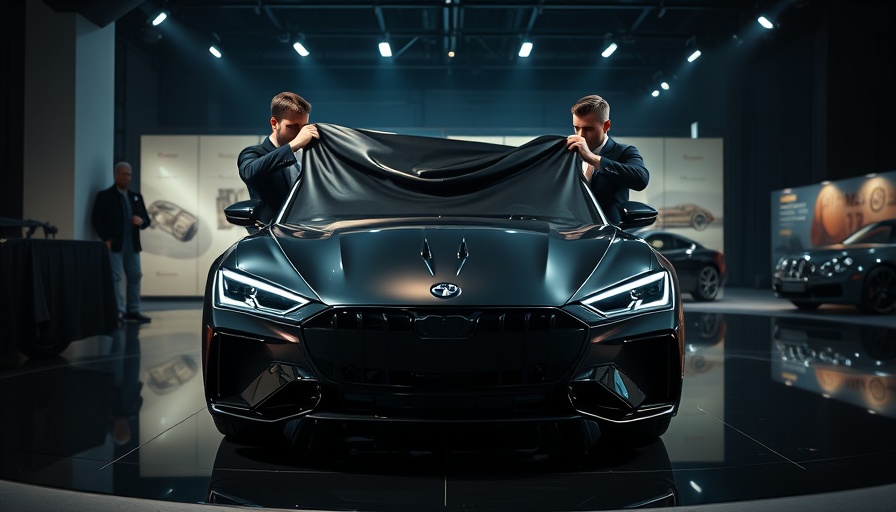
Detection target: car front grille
<box><xmin>302</xmin><ymin>308</ymin><xmax>589</xmax><ymax>389</ymax></box>
<box><xmin>779</xmin><ymin>258</ymin><xmax>817</xmax><ymax>279</ymax></box>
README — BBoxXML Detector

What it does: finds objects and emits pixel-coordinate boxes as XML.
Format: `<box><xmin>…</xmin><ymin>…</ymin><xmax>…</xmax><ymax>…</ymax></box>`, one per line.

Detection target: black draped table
<box><xmin>0</xmin><ymin>238</ymin><xmax>119</xmax><ymax>358</ymax></box>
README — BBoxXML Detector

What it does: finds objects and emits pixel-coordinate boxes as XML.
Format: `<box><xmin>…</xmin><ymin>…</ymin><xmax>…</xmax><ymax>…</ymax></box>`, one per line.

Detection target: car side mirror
<box><xmin>224</xmin><ymin>200</ymin><xmax>263</xmax><ymax>227</ymax></box>
<box><xmin>617</xmin><ymin>201</ymin><xmax>657</xmax><ymax>230</ymax></box>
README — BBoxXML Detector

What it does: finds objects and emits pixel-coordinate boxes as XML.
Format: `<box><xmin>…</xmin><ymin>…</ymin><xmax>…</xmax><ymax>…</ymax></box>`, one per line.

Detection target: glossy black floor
<box><xmin>2</xmin><ymin>289</ymin><xmax>895</xmax><ymax>512</ymax></box>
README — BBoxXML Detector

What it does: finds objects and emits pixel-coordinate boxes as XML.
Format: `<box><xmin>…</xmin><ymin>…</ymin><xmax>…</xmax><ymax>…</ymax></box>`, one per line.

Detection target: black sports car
<box><xmin>638</xmin><ymin>230</ymin><xmax>726</xmax><ymax>301</ymax></box>
<box><xmin>202</xmin><ymin>124</ymin><xmax>685</xmax><ymax>453</ymax></box>
<box><xmin>773</xmin><ymin>218</ymin><xmax>896</xmax><ymax>314</ymax></box>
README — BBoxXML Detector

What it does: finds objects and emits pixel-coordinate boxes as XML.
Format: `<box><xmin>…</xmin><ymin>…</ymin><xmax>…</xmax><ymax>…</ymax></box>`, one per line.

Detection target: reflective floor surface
<box><xmin>1</xmin><ymin>290</ymin><xmax>895</xmax><ymax>511</ymax></box>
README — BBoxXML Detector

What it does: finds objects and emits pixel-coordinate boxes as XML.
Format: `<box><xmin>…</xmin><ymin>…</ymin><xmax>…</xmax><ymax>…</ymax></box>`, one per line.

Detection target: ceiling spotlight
<box><xmin>209</xmin><ymin>46</ymin><xmax>222</xmax><ymax>58</ymax></box>
<box><xmin>601</xmin><ymin>42</ymin><xmax>618</xmax><ymax>58</ymax></box>
<box><xmin>660</xmin><ymin>81</ymin><xmax>670</xmax><ymax>90</ymax></box>
<box><xmin>448</xmin><ymin>50</ymin><xmax>456</xmax><ymax>58</ymax></box>
<box><xmin>757</xmin><ymin>16</ymin><xmax>774</xmax><ymax>29</ymax></box>
<box><xmin>687</xmin><ymin>50</ymin><xmax>701</xmax><ymax>62</ymax></box>
<box><xmin>151</xmin><ymin>11</ymin><xmax>167</xmax><ymax>26</ymax></box>
<box><xmin>518</xmin><ymin>41</ymin><xmax>533</xmax><ymax>58</ymax></box>
<box><xmin>378</xmin><ymin>41</ymin><xmax>393</xmax><ymax>57</ymax></box>
<box><xmin>651</xmin><ymin>90</ymin><xmax>660</xmax><ymax>97</ymax></box>
<box><xmin>293</xmin><ymin>42</ymin><xmax>310</xmax><ymax>57</ymax></box>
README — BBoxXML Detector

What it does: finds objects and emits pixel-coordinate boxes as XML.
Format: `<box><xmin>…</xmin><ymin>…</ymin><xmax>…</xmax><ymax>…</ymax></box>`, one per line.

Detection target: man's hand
<box><xmin>289</xmin><ymin>124</ymin><xmax>320</xmax><ymax>151</ymax></box>
<box><xmin>131</xmin><ymin>215</ymin><xmax>143</xmax><ymax>226</ymax></box>
<box><xmin>566</xmin><ymin>135</ymin><xmax>599</xmax><ymax>166</ymax></box>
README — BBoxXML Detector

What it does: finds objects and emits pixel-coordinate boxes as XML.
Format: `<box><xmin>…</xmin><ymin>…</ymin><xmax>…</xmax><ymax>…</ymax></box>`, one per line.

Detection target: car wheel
<box><xmin>791</xmin><ymin>300</ymin><xmax>821</xmax><ymax>310</ymax></box>
<box><xmin>690</xmin><ymin>212</ymin><xmax>709</xmax><ymax>231</ymax></box>
<box><xmin>858</xmin><ymin>266</ymin><xmax>896</xmax><ymax>314</ymax></box>
<box><xmin>691</xmin><ymin>265</ymin><xmax>720</xmax><ymax>301</ymax></box>
<box><xmin>597</xmin><ymin>415</ymin><xmax>672</xmax><ymax>448</ymax></box>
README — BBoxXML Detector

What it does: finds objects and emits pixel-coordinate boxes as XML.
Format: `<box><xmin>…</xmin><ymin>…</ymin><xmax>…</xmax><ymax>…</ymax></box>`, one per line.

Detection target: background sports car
<box><xmin>655</xmin><ymin>203</ymin><xmax>715</xmax><ymax>231</ymax></box>
<box><xmin>638</xmin><ymin>229</ymin><xmax>726</xmax><ymax>301</ymax></box>
<box><xmin>202</xmin><ymin>124</ymin><xmax>684</xmax><ymax>455</ymax></box>
<box><xmin>773</xmin><ymin>218</ymin><xmax>896</xmax><ymax>314</ymax></box>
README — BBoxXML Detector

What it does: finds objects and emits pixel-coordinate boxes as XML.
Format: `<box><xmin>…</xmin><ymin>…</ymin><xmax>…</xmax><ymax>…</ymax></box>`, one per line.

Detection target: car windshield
<box><xmin>842</xmin><ymin>222</ymin><xmax>894</xmax><ymax>244</ymax></box>
<box><xmin>281</xmin><ymin>124</ymin><xmax>603</xmax><ymax>229</ymax></box>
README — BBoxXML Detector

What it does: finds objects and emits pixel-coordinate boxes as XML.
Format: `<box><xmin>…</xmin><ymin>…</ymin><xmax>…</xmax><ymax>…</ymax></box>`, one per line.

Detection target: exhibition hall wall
<box><xmin>770</xmin><ymin>170</ymin><xmax>896</xmax><ymax>271</ymax></box>
<box><xmin>140</xmin><ymin>134</ymin><xmax>723</xmax><ymax>296</ymax></box>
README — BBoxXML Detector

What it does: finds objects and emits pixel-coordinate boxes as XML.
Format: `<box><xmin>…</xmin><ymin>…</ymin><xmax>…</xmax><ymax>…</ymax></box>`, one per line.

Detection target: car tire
<box><xmin>691</xmin><ymin>265</ymin><xmax>720</xmax><ymax>301</ymax></box>
<box><xmin>690</xmin><ymin>212</ymin><xmax>709</xmax><ymax>231</ymax></box>
<box><xmin>791</xmin><ymin>300</ymin><xmax>821</xmax><ymax>310</ymax></box>
<box><xmin>597</xmin><ymin>415</ymin><xmax>672</xmax><ymax>448</ymax></box>
<box><xmin>858</xmin><ymin>266</ymin><xmax>896</xmax><ymax>315</ymax></box>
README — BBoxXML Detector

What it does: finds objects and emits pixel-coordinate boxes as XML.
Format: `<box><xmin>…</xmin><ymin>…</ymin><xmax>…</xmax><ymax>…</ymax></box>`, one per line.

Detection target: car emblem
<box><xmin>430</xmin><ymin>282</ymin><xmax>461</xmax><ymax>298</ymax></box>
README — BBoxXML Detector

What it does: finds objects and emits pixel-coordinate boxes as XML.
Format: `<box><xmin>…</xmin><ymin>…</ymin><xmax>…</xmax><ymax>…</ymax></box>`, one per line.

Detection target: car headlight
<box><xmin>819</xmin><ymin>256</ymin><xmax>853</xmax><ymax>276</ymax></box>
<box><xmin>215</xmin><ymin>268</ymin><xmax>310</xmax><ymax>317</ymax></box>
<box><xmin>581</xmin><ymin>270</ymin><xmax>672</xmax><ymax>317</ymax></box>
<box><xmin>775</xmin><ymin>257</ymin><xmax>788</xmax><ymax>271</ymax></box>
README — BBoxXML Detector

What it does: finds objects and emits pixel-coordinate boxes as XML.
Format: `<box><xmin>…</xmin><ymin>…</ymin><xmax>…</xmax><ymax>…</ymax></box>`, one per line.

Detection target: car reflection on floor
<box><xmin>208</xmin><ymin>421</ymin><xmax>678</xmax><ymax>511</ymax></box>
<box><xmin>772</xmin><ymin>317</ymin><xmax>896</xmax><ymax>418</ymax></box>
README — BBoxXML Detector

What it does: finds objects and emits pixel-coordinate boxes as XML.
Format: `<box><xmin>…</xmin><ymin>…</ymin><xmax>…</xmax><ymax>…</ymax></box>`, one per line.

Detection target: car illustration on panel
<box><xmin>201</xmin><ymin>124</ymin><xmax>685</xmax><ymax>456</ymax></box>
<box><xmin>148</xmin><ymin>199</ymin><xmax>198</xmax><ymax>242</ymax></box>
<box><xmin>655</xmin><ymin>203</ymin><xmax>715</xmax><ymax>231</ymax></box>
<box><xmin>773</xmin><ymin>218</ymin><xmax>896</xmax><ymax>314</ymax></box>
<box><xmin>638</xmin><ymin>230</ymin><xmax>726</xmax><ymax>301</ymax></box>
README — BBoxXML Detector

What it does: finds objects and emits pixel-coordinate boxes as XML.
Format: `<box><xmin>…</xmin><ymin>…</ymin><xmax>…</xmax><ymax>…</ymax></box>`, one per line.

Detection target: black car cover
<box><xmin>284</xmin><ymin>123</ymin><xmax>602</xmax><ymax>226</ymax></box>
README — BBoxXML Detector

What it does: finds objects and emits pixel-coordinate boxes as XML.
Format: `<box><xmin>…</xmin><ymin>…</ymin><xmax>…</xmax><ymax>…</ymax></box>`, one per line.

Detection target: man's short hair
<box><xmin>271</xmin><ymin>91</ymin><xmax>312</xmax><ymax>120</ymax></box>
<box><xmin>571</xmin><ymin>95</ymin><xmax>610</xmax><ymax>122</ymax></box>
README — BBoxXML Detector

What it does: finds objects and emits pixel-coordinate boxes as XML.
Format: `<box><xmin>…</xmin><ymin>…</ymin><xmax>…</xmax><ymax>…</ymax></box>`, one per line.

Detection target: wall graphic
<box><xmin>621</xmin><ymin>137</ymin><xmax>724</xmax><ymax>256</ymax></box>
<box><xmin>140</xmin><ymin>135</ymin><xmax>724</xmax><ymax>296</ymax></box>
<box><xmin>770</xmin><ymin>171</ymin><xmax>896</xmax><ymax>270</ymax></box>
<box><xmin>141</xmin><ymin>135</ymin><xmax>259</xmax><ymax>296</ymax></box>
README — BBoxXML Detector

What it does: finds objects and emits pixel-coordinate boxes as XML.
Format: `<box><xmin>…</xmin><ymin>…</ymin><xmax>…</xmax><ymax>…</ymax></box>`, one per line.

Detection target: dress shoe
<box><xmin>122</xmin><ymin>312</ymin><xmax>151</xmax><ymax>323</ymax></box>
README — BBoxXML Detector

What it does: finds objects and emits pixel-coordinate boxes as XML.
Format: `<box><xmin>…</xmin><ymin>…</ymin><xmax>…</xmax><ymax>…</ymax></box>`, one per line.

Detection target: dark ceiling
<box><xmin>46</xmin><ymin>1</ymin><xmax>818</xmax><ymax>88</ymax></box>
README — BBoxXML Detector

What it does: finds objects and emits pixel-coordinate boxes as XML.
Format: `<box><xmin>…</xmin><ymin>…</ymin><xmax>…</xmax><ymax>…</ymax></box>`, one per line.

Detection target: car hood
<box><xmin>787</xmin><ymin>243</ymin><xmax>888</xmax><ymax>259</ymax></box>
<box><xmin>232</xmin><ymin>220</ymin><xmax>653</xmax><ymax>307</ymax></box>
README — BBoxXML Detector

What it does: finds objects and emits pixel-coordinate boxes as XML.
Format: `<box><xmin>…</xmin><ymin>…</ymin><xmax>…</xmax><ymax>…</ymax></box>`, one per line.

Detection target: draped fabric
<box><xmin>283</xmin><ymin>124</ymin><xmax>603</xmax><ymax>227</ymax></box>
<box><xmin>0</xmin><ymin>239</ymin><xmax>119</xmax><ymax>357</ymax></box>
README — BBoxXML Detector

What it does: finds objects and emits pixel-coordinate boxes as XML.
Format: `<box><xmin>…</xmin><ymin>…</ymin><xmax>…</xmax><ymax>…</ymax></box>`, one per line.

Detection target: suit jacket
<box><xmin>237</xmin><ymin>137</ymin><xmax>300</xmax><ymax>224</ymax></box>
<box><xmin>588</xmin><ymin>136</ymin><xmax>650</xmax><ymax>223</ymax></box>
<box><xmin>91</xmin><ymin>185</ymin><xmax>151</xmax><ymax>252</ymax></box>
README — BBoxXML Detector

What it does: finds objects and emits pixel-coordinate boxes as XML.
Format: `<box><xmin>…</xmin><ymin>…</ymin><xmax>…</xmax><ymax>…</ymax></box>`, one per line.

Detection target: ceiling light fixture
<box><xmin>518</xmin><ymin>41</ymin><xmax>533</xmax><ymax>58</ymax></box>
<box><xmin>209</xmin><ymin>46</ymin><xmax>222</xmax><ymax>58</ymax></box>
<box><xmin>378</xmin><ymin>41</ymin><xmax>392</xmax><ymax>57</ymax></box>
<box><xmin>687</xmin><ymin>50</ymin><xmax>701</xmax><ymax>62</ymax></box>
<box><xmin>293</xmin><ymin>42</ymin><xmax>310</xmax><ymax>57</ymax></box>
<box><xmin>661</xmin><ymin>81</ymin><xmax>670</xmax><ymax>90</ymax></box>
<box><xmin>151</xmin><ymin>11</ymin><xmax>167</xmax><ymax>26</ymax></box>
<box><xmin>601</xmin><ymin>42</ymin><xmax>618</xmax><ymax>58</ymax></box>
<box><xmin>651</xmin><ymin>90</ymin><xmax>660</xmax><ymax>97</ymax></box>
<box><xmin>757</xmin><ymin>16</ymin><xmax>774</xmax><ymax>29</ymax></box>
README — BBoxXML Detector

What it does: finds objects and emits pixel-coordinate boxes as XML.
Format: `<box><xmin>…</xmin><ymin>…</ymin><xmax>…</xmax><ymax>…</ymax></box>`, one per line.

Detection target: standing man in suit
<box><xmin>238</xmin><ymin>91</ymin><xmax>320</xmax><ymax>226</ymax></box>
<box><xmin>92</xmin><ymin>161</ymin><xmax>152</xmax><ymax>323</ymax></box>
<box><xmin>566</xmin><ymin>94</ymin><xmax>649</xmax><ymax>223</ymax></box>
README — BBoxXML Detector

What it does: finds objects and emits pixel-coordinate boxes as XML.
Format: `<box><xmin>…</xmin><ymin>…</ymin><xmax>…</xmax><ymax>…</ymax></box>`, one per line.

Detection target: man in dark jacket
<box><xmin>566</xmin><ymin>94</ymin><xmax>650</xmax><ymax>223</ymax></box>
<box><xmin>238</xmin><ymin>91</ymin><xmax>319</xmax><ymax>226</ymax></box>
<box><xmin>91</xmin><ymin>161</ymin><xmax>152</xmax><ymax>323</ymax></box>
